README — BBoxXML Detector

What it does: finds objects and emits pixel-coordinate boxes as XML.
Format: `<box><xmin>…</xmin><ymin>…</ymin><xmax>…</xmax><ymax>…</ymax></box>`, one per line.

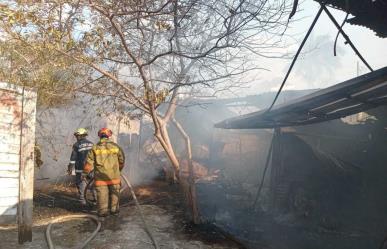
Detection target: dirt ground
<box><xmin>0</xmin><ymin>180</ymin><xmax>245</xmax><ymax>249</ymax></box>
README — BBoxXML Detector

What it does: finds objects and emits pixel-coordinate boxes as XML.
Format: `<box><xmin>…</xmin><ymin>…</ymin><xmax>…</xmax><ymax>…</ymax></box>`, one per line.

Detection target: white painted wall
<box><xmin>0</xmin><ymin>82</ymin><xmax>36</xmax><ymax>225</ymax></box>
<box><xmin>0</xmin><ymin>84</ymin><xmax>21</xmax><ymax>221</ymax></box>
<box><xmin>34</xmin><ymin>96</ymin><xmax>143</xmax><ymax>186</ymax></box>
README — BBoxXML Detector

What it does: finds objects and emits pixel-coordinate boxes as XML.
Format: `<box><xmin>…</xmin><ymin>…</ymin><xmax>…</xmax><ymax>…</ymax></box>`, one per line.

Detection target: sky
<box><xmin>242</xmin><ymin>0</ymin><xmax>387</xmax><ymax>96</ymax></box>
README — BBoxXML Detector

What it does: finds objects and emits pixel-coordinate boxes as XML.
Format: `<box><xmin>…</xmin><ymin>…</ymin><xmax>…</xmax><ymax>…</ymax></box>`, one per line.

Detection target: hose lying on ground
<box><xmin>46</xmin><ymin>173</ymin><xmax>158</xmax><ymax>249</ymax></box>
<box><xmin>45</xmin><ymin>214</ymin><xmax>101</xmax><ymax>249</ymax></box>
<box><xmin>121</xmin><ymin>173</ymin><xmax>160</xmax><ymax>249</ymax></box>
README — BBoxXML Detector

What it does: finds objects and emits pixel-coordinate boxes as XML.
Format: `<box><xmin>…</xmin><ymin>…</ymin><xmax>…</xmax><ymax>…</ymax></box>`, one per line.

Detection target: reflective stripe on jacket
<box><xmin>69</xmin><ymin>138</ymin><xmax>94</xmax><ymax>171</ymax></box>
<box><xmin>84</xmin><ymin>138</ymin><xmax>125</xmax><ymax>186</ymax></box>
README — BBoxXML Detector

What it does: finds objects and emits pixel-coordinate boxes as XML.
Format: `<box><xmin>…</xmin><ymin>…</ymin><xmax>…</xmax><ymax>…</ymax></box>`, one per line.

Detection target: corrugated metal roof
<box><xmin>215</xmin><ymin>67</ymin><xmax>387</xmax><ymax>129</ymax></box>
<box><xmin>314</xmin><ymin>0</ymin><xmax>387</xmax><ymax>38</ymax></box>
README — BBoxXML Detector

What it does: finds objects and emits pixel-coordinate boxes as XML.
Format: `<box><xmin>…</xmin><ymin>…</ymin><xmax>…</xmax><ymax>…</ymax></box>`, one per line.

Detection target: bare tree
<box><xmin>0</xmin><ymin>0</ymin><xmax>291</xmax><ymax>222</ymax></box>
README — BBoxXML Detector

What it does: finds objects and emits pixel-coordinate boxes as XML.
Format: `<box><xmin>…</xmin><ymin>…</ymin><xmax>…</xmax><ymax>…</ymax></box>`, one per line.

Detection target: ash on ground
<box><xmin>0</xmin><ymin>180</ymin><xmax>245</xmax><ymax>249</ymax></box>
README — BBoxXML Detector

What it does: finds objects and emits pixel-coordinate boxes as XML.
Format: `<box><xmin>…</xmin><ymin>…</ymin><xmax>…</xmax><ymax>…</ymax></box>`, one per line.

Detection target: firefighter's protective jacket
<box><xmin>69</xmin><ymin>138</ymin><xmax>94</xmax><ymax>173</ymax></box>
<box><xmin>84</xmin><ymin>138</ymin><xmax>125</xmax><ymax>186</ymax></box>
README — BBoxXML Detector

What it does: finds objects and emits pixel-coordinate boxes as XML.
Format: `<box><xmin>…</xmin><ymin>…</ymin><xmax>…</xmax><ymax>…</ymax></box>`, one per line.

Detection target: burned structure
<box><xmin>186</xmin><ymin>2</ymin><xmax>387</xmax><ymax>248</ymax></box>
<box><xmin>312</xmin><ymin>0</ymin><xmax>387</xmax><ymax>38</ymax></box>
<box><xmin>200</xmin><ymin>68</ymin><xmax>387</xmax><ymax>249</ymax></box>
<box><xmin>1</xmin><ymin>1</ymin><xmax>387</xmax><ymax>248</ymax></box>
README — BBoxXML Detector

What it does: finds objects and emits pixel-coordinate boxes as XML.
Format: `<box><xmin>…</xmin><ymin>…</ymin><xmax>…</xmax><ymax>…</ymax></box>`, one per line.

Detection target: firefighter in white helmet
<box><xmin>68</xmin><ymin>128</ymin><xmax>94</xmax><ymax>205</ymax></box>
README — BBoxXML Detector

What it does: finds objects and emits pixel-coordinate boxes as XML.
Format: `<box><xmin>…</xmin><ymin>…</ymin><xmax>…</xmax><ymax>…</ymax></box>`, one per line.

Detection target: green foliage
<box><xmin>0</xmin><ymin>40</ymin><xmax>83</xmax><ymax>107</ymax></box>
<box><xmin>0</xmin><ymin>0</ymin><xmax>290</xmax><ymax>110</ymax></box>
<box><xmin>0</xmin><ymin>1</ymin><xmax>134</xmax><ymax>106</ymax></box>
<box><xmin>144</xmin><ymin>88</ymin><xmax>169</xmax><ymax>105</ymax></box>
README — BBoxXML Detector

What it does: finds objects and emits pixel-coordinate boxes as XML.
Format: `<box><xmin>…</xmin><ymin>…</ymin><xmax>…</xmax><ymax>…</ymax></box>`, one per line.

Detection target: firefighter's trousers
<box><xmin>95</xmin><ymin>184</ymin><xmax>120</xmax><ymax>217</ymax></box>
<box><xmin>75</xmin><ymin>173</ymin><xmax>86</xmax><ymax>202</ymax></box>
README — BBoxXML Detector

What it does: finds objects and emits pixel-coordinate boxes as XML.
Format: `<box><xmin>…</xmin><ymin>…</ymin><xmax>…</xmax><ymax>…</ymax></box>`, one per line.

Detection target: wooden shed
<box><xmin>0</xmin><ymin>82</ymin><xmax>37</xmax><ymax>243</ymax></box>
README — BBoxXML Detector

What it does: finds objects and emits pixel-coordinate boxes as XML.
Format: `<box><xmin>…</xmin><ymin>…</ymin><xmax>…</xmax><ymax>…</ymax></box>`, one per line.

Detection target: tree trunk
<box><xmin>172</xmin><ymin>117</ymin><xmax>200</xmax><ymax>224</ymax></box>
<box><xmin>154</xmin><ymin>118</ymin><xmax>180</xmax><ymax>183</ymax></box>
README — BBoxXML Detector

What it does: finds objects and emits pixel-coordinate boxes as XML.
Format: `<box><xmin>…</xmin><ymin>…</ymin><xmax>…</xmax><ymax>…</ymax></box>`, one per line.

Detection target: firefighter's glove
<box><xmin>67</xmin><ymin>164</ymin><xmax>74</xmax><ymax>175</ymax></box>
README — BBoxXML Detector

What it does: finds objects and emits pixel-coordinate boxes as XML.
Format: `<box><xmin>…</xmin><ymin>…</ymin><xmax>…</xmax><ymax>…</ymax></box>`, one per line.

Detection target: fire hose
<box><xmin>45</xmin><ymin>214</ymin><xmax>101</xmax><ymax>249</ymax></box>
<box><xmin>121</xmin><ymin>174</ymin><xmax>160</xmax><ymax>249</ymax></box>
<box><xmin>45</xmin><ymin>173</ymin><xmax>159</xmax><ymax>249</ymax></box>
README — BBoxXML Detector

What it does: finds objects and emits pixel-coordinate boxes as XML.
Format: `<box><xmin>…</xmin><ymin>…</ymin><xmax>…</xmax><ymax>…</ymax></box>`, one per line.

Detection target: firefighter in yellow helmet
<box><xmin>68</xmin><ymin>128</ymin><xmax>94</xmax><ymax>205</ymax></box>
<box><xmin>84</xmin><ymin>128</ymin><xmax>125</xmax><ymax>218</ymax></box>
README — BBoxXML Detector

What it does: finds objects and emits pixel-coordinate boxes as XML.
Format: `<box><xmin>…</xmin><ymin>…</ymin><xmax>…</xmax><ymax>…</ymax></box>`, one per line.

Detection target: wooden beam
<box><xmin>18</xmin><ymin>88</ymin><xmax>37</xmax><ymax>244</ymax></box>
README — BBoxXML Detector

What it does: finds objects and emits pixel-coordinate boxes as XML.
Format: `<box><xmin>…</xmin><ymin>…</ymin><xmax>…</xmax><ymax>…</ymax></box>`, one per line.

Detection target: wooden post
<box><xmin>172</xmin><ymin>117</ymin><xmax>200</xmax><ymax>224</ymax></box>
<box><xmin>18</xmin><ymin>88</ymin><xmax>37</xmax><ymax>244</ymax></box>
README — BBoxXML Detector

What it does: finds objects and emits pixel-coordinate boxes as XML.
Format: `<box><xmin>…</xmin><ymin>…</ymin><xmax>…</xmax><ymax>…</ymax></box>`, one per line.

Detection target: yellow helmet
<box><xmin>74</xmin><ymin>128</ymin><xmax>88</xmax><ymax>136</ymax></box>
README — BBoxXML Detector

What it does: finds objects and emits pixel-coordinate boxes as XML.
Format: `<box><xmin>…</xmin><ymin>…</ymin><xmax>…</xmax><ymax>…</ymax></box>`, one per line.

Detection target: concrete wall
<box><xmin>0</xmin><ymin>84</ymin><xmax>22</xmax><ymax>223</ymax></box>
<box><xmin>0</xmin><ymin>82</ymin><xmax>36</xmax><ymax>227</ymax></box>
<box><xmin>34</xmin><ymin>96</ymin><xmax>145</xmax><ymax>188</ymax></box>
